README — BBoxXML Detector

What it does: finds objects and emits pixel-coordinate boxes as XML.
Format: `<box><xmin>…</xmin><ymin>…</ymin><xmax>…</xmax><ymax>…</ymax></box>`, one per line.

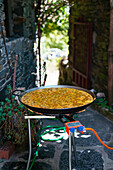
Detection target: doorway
<box><xmin>72</xmin><ymin>22</ymin><xmax>92</xmax><ymax>89</ymax></box>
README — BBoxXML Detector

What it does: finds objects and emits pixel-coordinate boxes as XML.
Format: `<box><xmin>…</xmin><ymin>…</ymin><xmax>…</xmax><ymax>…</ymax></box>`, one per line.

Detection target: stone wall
<box><xmin>67</xmin><ymin>0</ymin><xmax>110</xmax><ymax>95</ymax></box>
<box><xmin>0</xmin><ymin>0</ymin><xmax>36</xmax><ymax>100</ymax></box>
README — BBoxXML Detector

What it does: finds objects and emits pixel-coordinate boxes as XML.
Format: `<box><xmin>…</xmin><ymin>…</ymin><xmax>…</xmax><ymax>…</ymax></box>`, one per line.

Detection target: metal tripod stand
<box><xmin>69</xmin><ymin>128</ymin><xmax>77</xmax><ymax>170</ymax></box>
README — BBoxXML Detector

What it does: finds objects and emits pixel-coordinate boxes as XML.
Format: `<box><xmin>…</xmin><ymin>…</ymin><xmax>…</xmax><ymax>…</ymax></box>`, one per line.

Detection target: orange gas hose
<box><xmin>85</xmin><ymin>128</ymin><xmax>113</xmax><ymax>150</ymax></box>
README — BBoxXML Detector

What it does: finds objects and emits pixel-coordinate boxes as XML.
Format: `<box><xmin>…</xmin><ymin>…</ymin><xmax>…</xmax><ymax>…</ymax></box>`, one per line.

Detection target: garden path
<box><xmin>45</xmin><ymin>59</ymin><xmax>59</xmax><ymax>86</ymax></box>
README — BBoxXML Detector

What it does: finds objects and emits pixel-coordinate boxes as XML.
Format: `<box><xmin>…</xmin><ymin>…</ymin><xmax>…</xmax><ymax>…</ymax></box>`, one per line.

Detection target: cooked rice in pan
<box><xmin>21</xmin><ymin>88</ymin><xmax>93</xmax><ymax>109</ymax></box>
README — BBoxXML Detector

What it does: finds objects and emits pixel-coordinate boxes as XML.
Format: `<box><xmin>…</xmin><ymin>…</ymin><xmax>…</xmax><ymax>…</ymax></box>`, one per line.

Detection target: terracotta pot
<box><xmin>0</xmin><ymin>141</ymin><xmax>15</xmax><ymax>159</ymax></box>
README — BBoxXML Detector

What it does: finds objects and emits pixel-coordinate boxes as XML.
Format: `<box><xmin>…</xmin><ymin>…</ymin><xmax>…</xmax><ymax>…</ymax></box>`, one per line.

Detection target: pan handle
<box><xmin>12</xmin><ymin>89</ymin><xmax>25</xmax><ymax>96</ymax></box>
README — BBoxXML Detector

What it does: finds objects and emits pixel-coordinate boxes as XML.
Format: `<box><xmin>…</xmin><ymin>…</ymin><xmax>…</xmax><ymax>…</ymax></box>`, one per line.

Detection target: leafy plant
<box><xmin>0</xmin><ymin>85</ymin><xmax>36</xmax><ymax>145</ymax></box>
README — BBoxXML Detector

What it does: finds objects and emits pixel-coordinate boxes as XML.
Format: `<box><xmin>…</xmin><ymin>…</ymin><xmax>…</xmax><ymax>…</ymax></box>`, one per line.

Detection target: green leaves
<box><xmin>0</xmin><ymin>107</ymin><xmax>3</xmax><ymax>113</ymax></box>
<box><xmin>3</xmin><ymin>113</ymin><xmax>6</xmax><ymax>116</ymax></box>
<box><xmin>19</xmin><ymin>104</ymin><xmax>24</xmax><ymax>109</ymax></box>
<box><xmin>7</xmin><ymin>85</ymin><xmax>12</xmax><ymax>91</ymax></box>
<box><xmin>36</xmin><ymin>0</ymin><xmax>69</xmax><ymax>37</ymax></box>
<box><xmin>8</xmin><ymin>135</ymin><xmax>11</xmax><ymax>139</ymax></box>
<box><xmin>8</xmin><ymin>111</ymin><xmax>13</xmax><ymax>118</ymax></box>
<box><xmin>5</xmin><ymin>105</ymin><xmax>10</xmax><ymax>110</ymax></box>
<box><xmin>5</xmin><ymin>90</ymin><xmax>9</xmax><ymax>95</ymax></box>
<box><xmin>5</xmin><ymin>98</ymin><xmax>11</xmax><ymax>103</ymax></box>
<box><xmin>0</xmin><ymin>111</ymin><xmax>6</xmax><ymax>122</ymax></box>
<box><xmin>14</xmin><ymin>109</ymin><xmax>18</xmax><ymax>112</ymax></box>
<box><xmin>1</xmin><ymin>117</ymin><xmax>5</xmax><ymax>121</ymax></box>
<box><xmin>0</xmin><ymin>84</ymin><xmax>36</xmax><ymax>145</ymax></box>
<box><xmin>0</xmin><ymin>102</ymin><xmax>5</xmax><ymax>106</ymax></box>
<box><xmin>17</xmin><ymin>111</ymin><xmax>21</xmax><ymax>116</ymax></box>
<box><xmin>5</xmin><ymin>85</ymin><xmax>12</xmax><ymax>95</ymax></box>
<box><xmin>12</xmin><ymin>95</ymin><xmax>15</xmax><ymax>99</ymax></box>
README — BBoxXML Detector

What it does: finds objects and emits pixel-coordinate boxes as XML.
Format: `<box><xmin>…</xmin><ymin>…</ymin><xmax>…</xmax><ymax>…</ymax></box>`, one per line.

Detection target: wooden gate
<box><xmin>72</xmin><ymin>22</ymin><xmax>92</xmax><ymax>89</ymax></box>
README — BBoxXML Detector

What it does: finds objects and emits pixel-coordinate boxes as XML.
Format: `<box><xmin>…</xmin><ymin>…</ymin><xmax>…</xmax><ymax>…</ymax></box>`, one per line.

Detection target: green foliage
<box><xmin>43</xmin><ymin>7</ymin><xmax>69</xmax><ymax>37</ymax></box>
<box><xmin>96</xmin><ymin>98</ymin><xmax>113</xmax><ymax>111</ymax></box>
<box><xmin>0</xmin><ymin>85</ymin><xmax>36</xmax><ymax>145</ymax></box>
<box><xmin>41</xmin><ymin>30</ymin><xmax>68</xmax><ymax>54</ymax></box>
<box><xmin>35</xmin><ymin>0</ymin><xmax>69</xmax><ymax>37</ymax></box>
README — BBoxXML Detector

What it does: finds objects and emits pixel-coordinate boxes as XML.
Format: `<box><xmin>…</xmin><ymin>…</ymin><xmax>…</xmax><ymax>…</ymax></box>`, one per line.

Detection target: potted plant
<box><xmin>0</xmin><ymin>85</ymin><xmax>37</xmax><ymax>158</ymax></box>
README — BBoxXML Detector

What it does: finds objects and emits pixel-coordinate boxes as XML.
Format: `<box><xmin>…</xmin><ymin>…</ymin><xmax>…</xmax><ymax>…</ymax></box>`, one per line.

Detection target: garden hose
<box><xmin>29</xmin><ymin>124</ymin><xmax>66</xmax><ymax>170</ymax></box>
<box><xmin>29</xmin><ymin>142</ymin><xmax>40</xmax><ymax>170</ymax></box>
<box><xmin>29</xmin><ymin>119</ymin><xmax>113</xmax><ymax>170</ymax></box>
<box><xmin>40</xmin><ymin>126</ymin><xmax>66</xmax><ymax>141</ymax></box>
<box><xmin>65</xmin><ymin>121</ymin><xmax>113</xmax><ymax>150</ymax></box>
<box><xmin>85</xmin><ymin>128</ymin><xmax>113</xmax><ymax>150</ymax></box>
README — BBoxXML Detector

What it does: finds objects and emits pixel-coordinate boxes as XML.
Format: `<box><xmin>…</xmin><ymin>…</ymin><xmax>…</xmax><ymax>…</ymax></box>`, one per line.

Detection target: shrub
<box><xmin>0</xmin><ymin>85</ymin><xmax>36</xmax><ymax>145</ymax></box>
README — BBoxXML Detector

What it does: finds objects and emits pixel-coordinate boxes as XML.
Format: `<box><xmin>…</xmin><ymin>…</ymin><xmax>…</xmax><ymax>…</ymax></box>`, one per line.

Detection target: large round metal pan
<box><xmin>19</xmin><ymin>85</ymin><xmax>96</xmax><ymax>115</ymax></box>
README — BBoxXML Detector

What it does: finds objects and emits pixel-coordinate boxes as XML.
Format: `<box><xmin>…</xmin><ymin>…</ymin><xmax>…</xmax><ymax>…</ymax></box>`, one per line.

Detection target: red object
<box><xmin>65</xmin><ymin>121</ymin><xmax>83</xmax><ymax>135</ymax></box>
<box><xmin>0</xmin><ymin>141</ymin><xmax>15</xmax><ymax>159</ymax></box>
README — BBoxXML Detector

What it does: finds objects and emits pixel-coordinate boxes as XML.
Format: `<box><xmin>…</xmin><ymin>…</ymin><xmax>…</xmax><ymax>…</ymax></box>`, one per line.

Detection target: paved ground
<box><xmin>0</xmin><ymin>107</ymin><xmax>113</xmax><ymax>170</ymax></box>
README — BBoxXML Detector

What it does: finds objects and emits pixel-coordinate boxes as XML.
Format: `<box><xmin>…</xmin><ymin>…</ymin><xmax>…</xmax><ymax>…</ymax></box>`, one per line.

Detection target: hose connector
<box><xmin>70</xmin><ymin>127</ymin><xmax>75</xmax><ymax>133</ymax></box>
<box><xmin>77</xmin><ymin>125</ymin><xmax>84</xmax><ymax>134</ymax></box>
